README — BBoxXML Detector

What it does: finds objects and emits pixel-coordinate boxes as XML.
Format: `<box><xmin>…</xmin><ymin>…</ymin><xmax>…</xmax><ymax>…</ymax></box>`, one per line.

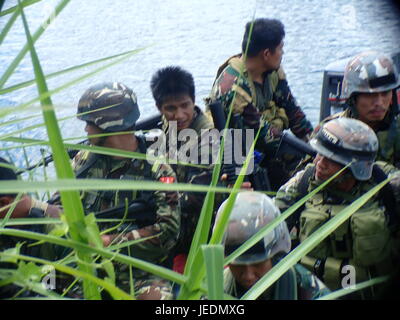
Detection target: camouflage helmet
<box><xmin>310</xmin><ymin>118</ymin><xmax>378</xmax><ymax>180</ymax></box>
<box><xmin>77</xmin><ymin>82</ymin><xmax>140</xmax><ymax>132</ymax></box>
<box><xmin>217</xmin><ymin>191</ymin><xmax>291</xmax><ymax>265</ymax></box>
<box><xmin>341</xmin><ymin>51</ymin><xmax>400</xmax><ymax>100</ymax></box>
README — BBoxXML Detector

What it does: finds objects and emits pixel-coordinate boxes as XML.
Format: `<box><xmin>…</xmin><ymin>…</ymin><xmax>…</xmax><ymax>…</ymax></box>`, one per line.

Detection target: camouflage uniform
<box><xmin>224</xmin><ymin>254</ymin><xmax>330</xmax><ymax>300</ymax></box>
<box><xmin>275</xmin><ymin>119</ymin><xmax>400</xmax><ymax>295</ymax></box>
<box><xmin>207</xmin><ymin>55</ymin><xmax>313</xmax><ymax>189</ymax></box>
<box><xmin>208</xmin><ymin>54</ymin><xmax>313</xmax><ymax>148</ymax></box>
<box><xmin>314</xmin><ymin>51</ymin><xmax>400</xmax><ymax>168</ymax></box>
<box><xmin>71</xmin><ymin>137</ymin><xmax>180</xmax><ymax>298</ymax></box>
<box><xmin>53</xmin><ymin>82</ymin><xmax>180</xmax><ymax>299</ymax></box>
<box><xmin>161</xmin><ymin>106</ymin><xmax>218</xmax><ymax>257</ymax></box>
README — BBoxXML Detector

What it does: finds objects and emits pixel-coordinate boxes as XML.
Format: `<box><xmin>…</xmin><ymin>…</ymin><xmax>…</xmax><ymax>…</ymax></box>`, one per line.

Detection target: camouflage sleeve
<box><xmin>128</xmin><ymin>163</ymin><xmax>180</xmax><ymax>263</ymax></box>
<box><xmin>274</xmin><ymin>168</ymin><xmax>307</xmax><ymax>213</ymax></box>
<box><xmin>294</xmin><ymin>264</ymin><xmax>331</xmax><ymax>299</ymax></box>
<box><xmin>211</xmin><ymin>66</ymin><xmax>261</xmax><ymax>130</ymax></box>
<box><xmin>274</xmin><ymin>75</ymin><xmax>313</xmax><ymax>140</ymax></box>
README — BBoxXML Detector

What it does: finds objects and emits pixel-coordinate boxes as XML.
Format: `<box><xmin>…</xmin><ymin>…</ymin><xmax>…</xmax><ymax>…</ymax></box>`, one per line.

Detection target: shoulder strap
<box><xmin>75</xmin><ymin>152</ymin><xmax>99</xmax><ymax>179</ymax></box>
<box><xmin>288</xmin><ymin>166</ymin><xmax>315</xmax><ymax>231</ymax></box>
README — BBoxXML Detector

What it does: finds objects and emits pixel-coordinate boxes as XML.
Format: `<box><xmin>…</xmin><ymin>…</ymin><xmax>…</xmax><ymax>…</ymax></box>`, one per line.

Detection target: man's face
<box><xmin>85</xmin><ymin>122</ymin><xmax>104</xmax><ymax>146</ymax></box>
<box><xmin>159</xmin><ymin>94</ymin><xmax>195</xmax><ymax>131</ymax></box>
<box><xmin>355</xmin><ymin>90</ymin><xmax>392</xmax><ymax>125</ymax></box>
<box><xmin>229</xmin><ymin>259</ymin><xmax>273</xmax><ymax>290</ymax></box>
<box><xmin>314</xmin><ymin>154</ymin><xmax>344</xmax><ymax>182</ymax></box>
<box><xmin>264</xmin><ymin>40</ymin><xmax>284</xmax><ymax>71</ymax></box>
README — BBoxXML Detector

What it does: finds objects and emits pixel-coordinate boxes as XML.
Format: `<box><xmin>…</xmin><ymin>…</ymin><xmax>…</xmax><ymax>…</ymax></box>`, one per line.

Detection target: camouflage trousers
<box><xmin>115</xmin><ymin>264</ymin><xmax>173</xmax><ymax>300</ymax></box>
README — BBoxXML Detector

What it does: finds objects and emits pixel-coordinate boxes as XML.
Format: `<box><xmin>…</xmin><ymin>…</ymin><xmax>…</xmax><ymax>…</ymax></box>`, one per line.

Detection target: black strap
<box><xmin>371</xmin><ymin>165</ymin><xmax>398</xmax><ymax>230</ymax></box>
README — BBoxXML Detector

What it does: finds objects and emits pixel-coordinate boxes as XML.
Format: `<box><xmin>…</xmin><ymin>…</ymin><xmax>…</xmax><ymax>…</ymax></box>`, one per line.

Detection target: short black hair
<box><xmin>150</xmin><ymin>66</ymin><xmax>195</xmax><ymax>108</ymax></box>
<box><xmin>242</xmin><ymin>18</ymin><xmax>285</xmax><ymax>57</ymax></box>
<box><xmin>0</xmin><ymin>157</ymin><xmax>18</xmax><ymax>198</ymax></box>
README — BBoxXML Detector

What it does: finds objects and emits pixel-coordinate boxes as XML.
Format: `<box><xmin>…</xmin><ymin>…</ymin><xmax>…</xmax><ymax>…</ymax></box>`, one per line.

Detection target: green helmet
<box><xmin>310</xmin><ymin>118</ymin><xmax>378</xmax><ymax>180</ymax></box>
<box><xmin>340</xmin><ymin>51</ymin><xmax>400</xmax><ymax>101</ymax></box>
<box><xmin>77</xmin><ymin>82</ymin><xmax>140</xmax><ymax>132</ymax></box>
<box><xmin>218</xmin><ymin>191</ymin><xmax>291</xmax><ymax>265</ymax></box>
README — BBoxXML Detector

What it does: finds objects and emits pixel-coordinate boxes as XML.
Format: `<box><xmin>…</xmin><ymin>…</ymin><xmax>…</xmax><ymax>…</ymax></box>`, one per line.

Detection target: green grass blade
<box><xmin>0</xmin><ymin>0</ymin><xmax>71</xmax><ymax>89</ymax></box>
<box><xmin>202</xmin><ymin>245</ymin><xmax>224</xmax><ymax>300</ymax></box>
<box><xmin>0</xmin><ymin>178</ymin><xmax>231</xmax><ymax>195</ymax></box>
<box><xmin>18</xmin><ymin>0</ymin><xmax>100</xmax><ymax>299</ymax></box>
<box><xmin>0</xmin><ymin>0</ymin><xmax>41</xmax><ymax>17</ymax></box>
<box><xmin>0</xmin><ymin>252</ymin><xmax>134</xmax><ymax>300</ymax></box>
<box><xmin>0</xmin><ymin>0</ymin><xmax>22</xmax><ymax>45</ymax></box>
<box><xmin>0</xmin><ymin>49</ymin><xmax>146</xmax><ymax>95</ymax></box>
<box><xmin>317</xmin><ymin>276</ymin><xmax>389</xmax><ymax>300</ymax></box>
<box><xmin>0</xmin><ymin>228</ymin><xmax>187</xmax><ymax>285</ymax></box>
<box><xmin>241</xmin><ymin>177</ymin><xmax>392</xmax><ymax>300</ymax></box>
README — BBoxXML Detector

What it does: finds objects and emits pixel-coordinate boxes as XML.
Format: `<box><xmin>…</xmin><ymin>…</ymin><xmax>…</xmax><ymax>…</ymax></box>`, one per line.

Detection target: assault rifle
<box><xmin>95</xmin><ymin>199</ymin><xmax>157</xmax><ymax>232</ymax></box>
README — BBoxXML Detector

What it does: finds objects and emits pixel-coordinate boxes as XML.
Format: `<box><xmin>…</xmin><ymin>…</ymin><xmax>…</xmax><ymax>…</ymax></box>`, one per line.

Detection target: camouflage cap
<box><xmin>341</xmin><ymin>51</ymin><xmax>400</xmax><ymax>100</ymax></box>
<box><xmin>77</xmin><ymin>82</ymin><xmax>140</xmax><ymax>132</ymax></box>
<box><xmin>217</xmin><ymin>191</ymin><xmax>291</xmax><ymax>265</ymax></box>
<box><xmin>310</xmin><ymin>118</ymin><xmax>378</xmax><ymax>180</ymax></box>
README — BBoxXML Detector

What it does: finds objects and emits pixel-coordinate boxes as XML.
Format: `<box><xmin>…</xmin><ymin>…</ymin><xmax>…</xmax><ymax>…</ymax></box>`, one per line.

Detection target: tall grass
<box><xmin>0</xmin><ymin>0</ymin><xmax>391</xmax><ymax>300</ymax></box>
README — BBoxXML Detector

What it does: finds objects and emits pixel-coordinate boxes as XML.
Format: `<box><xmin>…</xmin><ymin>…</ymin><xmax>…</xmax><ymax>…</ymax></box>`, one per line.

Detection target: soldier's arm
<box><xmin>211</xmin><ymin>68</ymin><xmax>260</xmax><ymax>130</ymax></box>
<box><xmin>103</xmin><ymin>163</ymin><xmax>181</xmax><ymax>262</ymax></box>
<box><xmin>273</xmin><ymin>70</ymin><xmax>313</xmax><ymax>140</ymax></box>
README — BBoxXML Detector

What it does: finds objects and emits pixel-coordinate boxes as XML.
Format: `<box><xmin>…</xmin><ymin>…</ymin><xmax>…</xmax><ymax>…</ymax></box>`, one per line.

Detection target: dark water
<box><xmin>1</xmin><ymin>0</ymin><xmax>400</xmax><ymax>166</ymax></box>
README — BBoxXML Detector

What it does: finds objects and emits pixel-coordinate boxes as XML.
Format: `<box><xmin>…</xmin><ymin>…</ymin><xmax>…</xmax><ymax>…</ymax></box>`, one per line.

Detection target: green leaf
<box><xmin>0</xmin><ymin>0</ymin><xmax>71</xmax><ymax>89</ymax></box>
<box><xmin>202</xmin><ymin>245</ymin><xmax>224</xmax><ymax>300</ymax></box>
<box><xmin>18</xmin><ymin>0</ymin><xmax>99</xmax><ymax>299</ymax></box>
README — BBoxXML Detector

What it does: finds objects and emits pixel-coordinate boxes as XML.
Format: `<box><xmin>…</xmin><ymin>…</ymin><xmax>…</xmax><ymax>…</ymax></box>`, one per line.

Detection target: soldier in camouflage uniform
<box><xmin>0</xmin><ymin>157</ymin><xmax>61</xmax><ymax>298</ymax></box>
<box><xmin>150</xmin><ymin>66</ymin><xmax>219</xmax><ymax>273</ymax></box>
<box><xmin>275</xmin><ymin>118</ymin><xmax>400</xmax><ymax>298</ymax></box>
<box><xmin>218</xmin><ymin>191</ymin><xmax>329</xmax><ymax>300</ymax></box>
<box><xmin>53</xmin><ymin>82</ymin><xmax>180</xmax><ymax>299</ymax></box>
<box><xmin>207</xmin><ymin>18</ymin><xmax>313</xmax><ymax>190</ymax></box>
<box><xmin>315</xmin><ymin>51</ymin><xmax>400</xmax><ymax>168</ymax></box>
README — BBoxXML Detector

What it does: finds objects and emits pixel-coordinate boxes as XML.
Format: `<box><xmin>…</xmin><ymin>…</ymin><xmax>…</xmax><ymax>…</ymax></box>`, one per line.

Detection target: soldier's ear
<box><xmin>262</xmin><ymin>48</ymin><xmax>271</xmax><ymax>60</ymax></box>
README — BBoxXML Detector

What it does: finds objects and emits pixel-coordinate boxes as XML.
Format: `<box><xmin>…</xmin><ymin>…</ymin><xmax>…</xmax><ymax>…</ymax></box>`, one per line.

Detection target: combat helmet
<box><xmin>341</xmin><ymin>51</ymin><xmax>400</xmax><ymax>101</ymax></box>
<box><xmin>310</xmin><ymin>118</ymin><xmax>378</xmax><ymax>180</ymax></box>
<box><xmin>77</xmin><ymin>82</ymin><xmax>140</xmax><ymax>132</ymax></box>
<box><xmin>218</xmin><ymin>191</ymin><xmax>291</xmax><ymax>265</ymax></box>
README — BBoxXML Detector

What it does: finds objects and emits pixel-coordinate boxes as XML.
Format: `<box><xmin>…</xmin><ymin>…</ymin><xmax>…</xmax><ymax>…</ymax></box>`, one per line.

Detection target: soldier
<box><xmin>150</xmin><ymin>66</ymin><xmax>219</xmax><ymax>273</ymax></box>
<box><xmin>207</xmin><ymin>18</ymin><xmax>313</xmax><ymax>190</ymax></box>
<box><xmin>275</xmin><ymin>118</ymin><xmax>400</xmax><ymax>298</ymax></box>
<box><xmin>0</xmin><ymin>157</ymin><xmax>61</xmax><ymax>298</ymax></box>
<box><xmin>52</xmin><ymin>82</ymin><xmax>180</xmax><ymax>299</ymax></box>
<box><xmin>315</xmin><ymin>51</ymin><xmax>400</xmax><ymax>167</ymax></box>
<box><xmin>219</xmin><ymin>191</ymin><xmax>330</xmax><ymax>300</ymax></box>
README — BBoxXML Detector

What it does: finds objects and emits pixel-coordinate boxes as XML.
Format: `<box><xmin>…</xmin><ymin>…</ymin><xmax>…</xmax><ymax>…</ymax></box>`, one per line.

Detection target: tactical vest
<box><xmin>214</xmin><ymin>54</ymin><xmax>290</xmax><ymax>132</ymax></box>
<box><xmin>298</xmin><ymin>166</ymin><xmax>395</xmax><ymax>290</ymax></box>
